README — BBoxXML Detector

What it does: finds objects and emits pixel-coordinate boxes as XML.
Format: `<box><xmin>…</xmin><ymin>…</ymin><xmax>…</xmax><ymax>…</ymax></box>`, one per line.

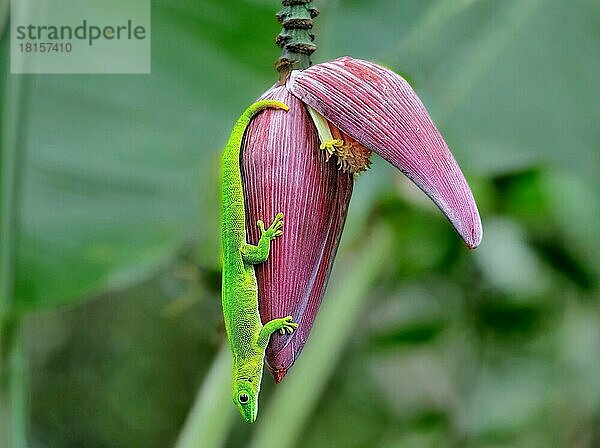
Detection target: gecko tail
<box><xmin>223</xmin><ymin>100</ymin><xmax>289</xmax><ymax>169</ymax></box>
<box><xmin>245</xmin><ymin>100</ymin><xmax>289</xmax><ymax>118</ymax></box>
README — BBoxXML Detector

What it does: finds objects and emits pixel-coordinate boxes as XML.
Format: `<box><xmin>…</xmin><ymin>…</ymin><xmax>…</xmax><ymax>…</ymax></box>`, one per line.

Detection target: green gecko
<box><xmin>221</xmin><ymin>100</ymin><xmax>298</xmax><ymax>423</ymax></box>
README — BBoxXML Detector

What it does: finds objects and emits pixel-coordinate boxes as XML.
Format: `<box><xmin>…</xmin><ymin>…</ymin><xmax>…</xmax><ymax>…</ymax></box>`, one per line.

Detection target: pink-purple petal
<box><xmin>288</xmin><ymin>57</ymin><xmax>483</xmax><ymax>248</ymax></box>
<box><xmin>242</xmin><ymin>85</ymin><xmax>353</xmax><ymax>381</ymax></box>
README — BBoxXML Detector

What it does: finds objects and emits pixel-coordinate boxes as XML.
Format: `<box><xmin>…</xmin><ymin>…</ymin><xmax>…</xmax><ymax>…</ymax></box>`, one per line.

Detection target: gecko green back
<box><xmin>221</xmin><ymin>100</ymin><xmax>298</xmax><ymax>423</ymax></box>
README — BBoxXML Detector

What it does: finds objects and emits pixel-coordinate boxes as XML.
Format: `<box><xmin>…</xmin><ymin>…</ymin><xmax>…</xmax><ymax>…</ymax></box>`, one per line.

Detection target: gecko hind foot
<box><xmin>278</xmin><ymin>315</ymin><xmax>298</xmax><ymax>335</ymax></box>
<box><xmin>258</xmin><ymin>315</ymin><xmax>298</xmax><ymax>348</ymax></box>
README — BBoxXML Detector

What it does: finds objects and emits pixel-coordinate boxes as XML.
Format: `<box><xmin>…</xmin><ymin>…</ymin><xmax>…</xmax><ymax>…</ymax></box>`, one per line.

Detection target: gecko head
<box><xmin>233</xmin><ymin>379</ymin><xmax>259</xmax><ymax>423</ymax></box>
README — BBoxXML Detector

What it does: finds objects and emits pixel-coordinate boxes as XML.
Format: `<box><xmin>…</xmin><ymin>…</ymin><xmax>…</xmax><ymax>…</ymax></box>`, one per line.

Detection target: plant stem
<box><xmin>0</xmin><ymin>23</ymin><xmax>15</xmax><ymax>344</ymax></box>
<box><xmin>275</xmin><ymin>0</ymin><xmax>319</xmax><ymax>81</ymax></box>
<box><xmin>174</xmin><ymin>345</ymin><xmax>236</xmax><ymax>448</ymax></box>
<box><xmin>0</xmin><ymin>24</ymin><xmax>30</xmax><ymax>448</ymax></box>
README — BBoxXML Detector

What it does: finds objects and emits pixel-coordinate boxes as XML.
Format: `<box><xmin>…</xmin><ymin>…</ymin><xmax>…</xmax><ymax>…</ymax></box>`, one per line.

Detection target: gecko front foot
<box><xmin>257</xmin><ymin>212</ymin><xmax>284</xmax><ymax>240</ymax></box>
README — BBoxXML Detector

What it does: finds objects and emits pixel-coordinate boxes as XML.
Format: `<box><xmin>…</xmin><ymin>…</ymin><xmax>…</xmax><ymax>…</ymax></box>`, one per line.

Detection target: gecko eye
<box><xmin>239</xmin><ymin>393</ymin><xmax>249</xmax><ymax>404</ymax></box>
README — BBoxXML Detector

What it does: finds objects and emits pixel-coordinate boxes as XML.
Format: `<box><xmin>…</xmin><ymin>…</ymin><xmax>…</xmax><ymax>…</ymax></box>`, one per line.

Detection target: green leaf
<box><xmin>2</xmin><ymin>0</ymin><xmax>282</xmax><ymax>311</ymax></box>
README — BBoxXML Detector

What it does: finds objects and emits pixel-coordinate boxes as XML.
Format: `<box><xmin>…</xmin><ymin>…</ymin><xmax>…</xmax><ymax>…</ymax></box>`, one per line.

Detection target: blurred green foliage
<box><xmin>1</xmin><ymin>0</ymin><xmax>599</xmax><ymax>447</ymax></box>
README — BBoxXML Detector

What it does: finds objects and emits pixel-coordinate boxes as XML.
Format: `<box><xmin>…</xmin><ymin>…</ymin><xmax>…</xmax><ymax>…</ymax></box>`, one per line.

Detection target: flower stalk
<box><xmin>237</xmin><ymin>4</ymin><xmax>482</xmax><ymax>384</ymax></box>
<box><xmin>275</xmin><ymin>0</ymin><xmax>318</xmax><ymax>81</ymax></box>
